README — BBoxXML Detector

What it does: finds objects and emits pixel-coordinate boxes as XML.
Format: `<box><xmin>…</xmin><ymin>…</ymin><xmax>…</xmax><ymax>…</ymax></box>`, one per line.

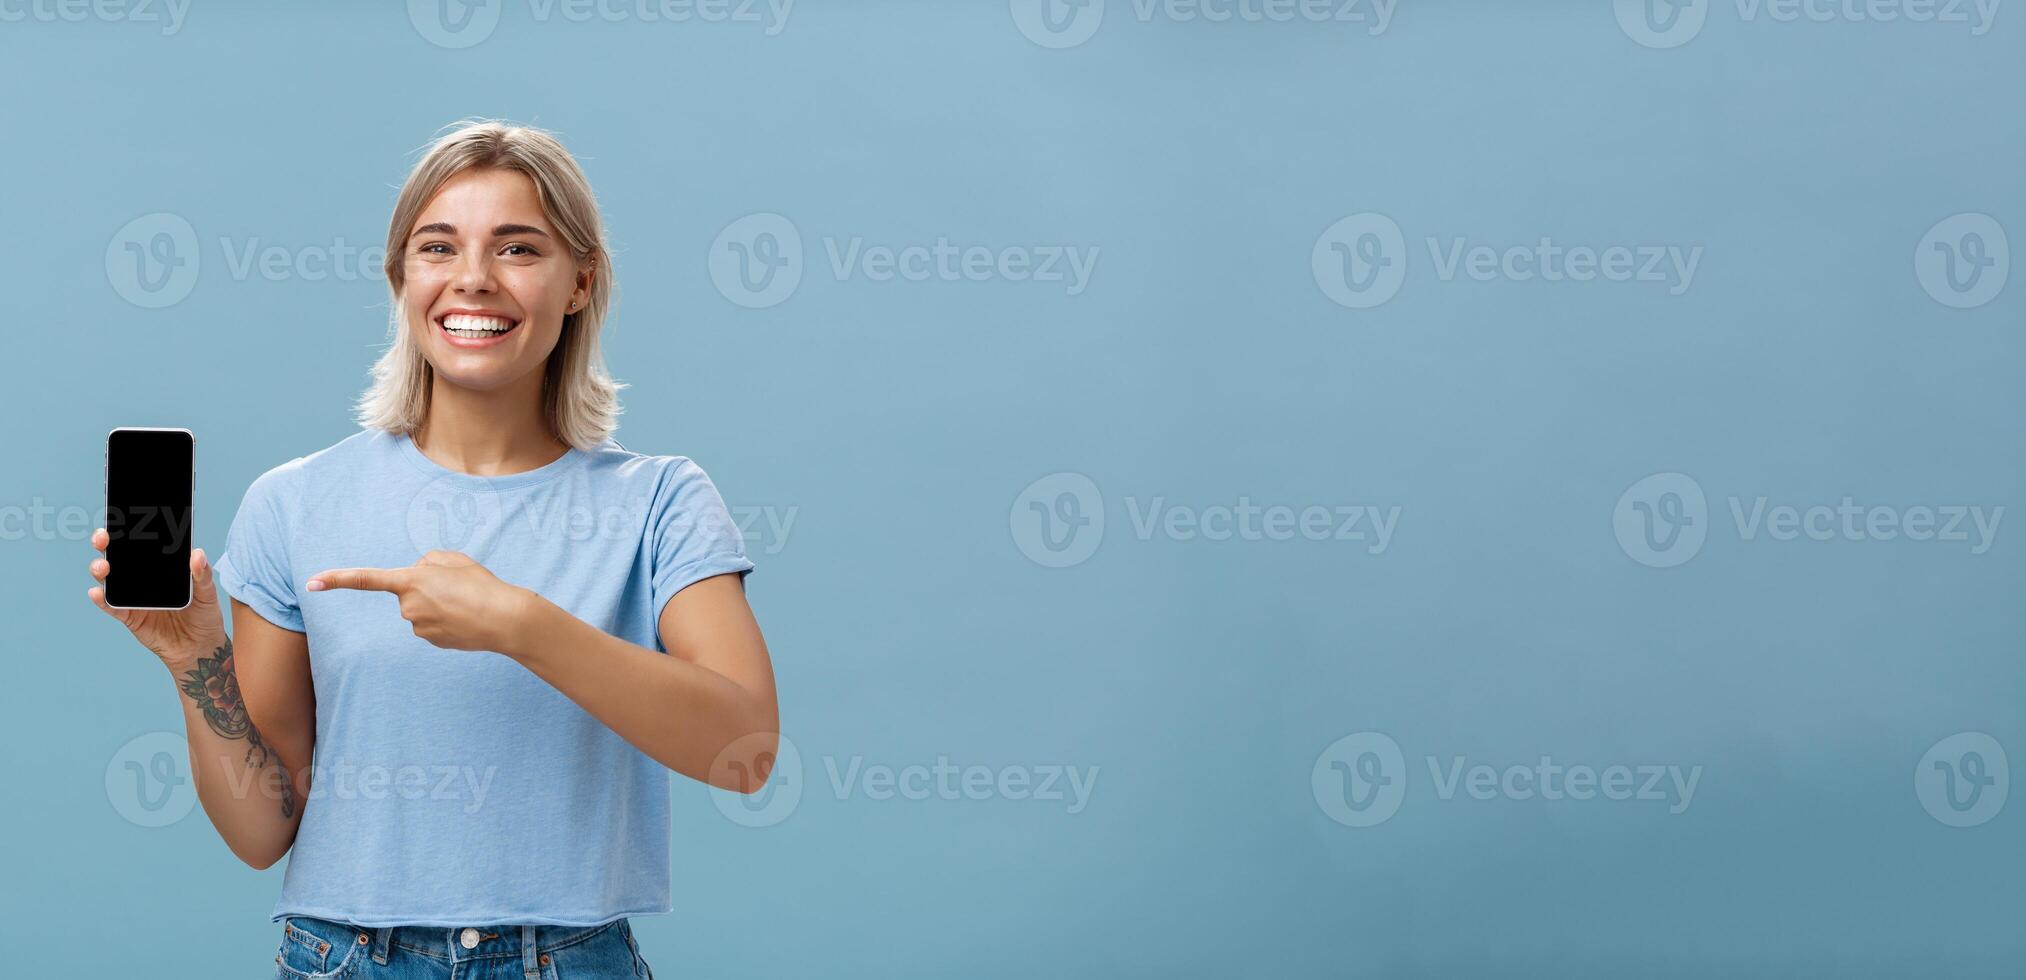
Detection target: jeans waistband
<box><xmin>350</xmin><ymin>917</ymin><xmax>627</xmax><ymax>967</ymax></box>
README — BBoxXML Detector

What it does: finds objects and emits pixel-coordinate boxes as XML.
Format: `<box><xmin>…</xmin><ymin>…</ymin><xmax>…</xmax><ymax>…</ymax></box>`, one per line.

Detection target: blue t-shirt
<box><xmin>212</xmin><ymin>427</ymin><xmax>754</xmax><ymax>928</ymax></box>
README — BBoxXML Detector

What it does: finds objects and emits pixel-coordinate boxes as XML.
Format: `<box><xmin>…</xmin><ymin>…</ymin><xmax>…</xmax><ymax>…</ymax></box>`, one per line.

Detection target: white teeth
<box><xmin>441</xmin><ymin>314</ymin><xmax>516</xmax><ymax>335</ymax></box>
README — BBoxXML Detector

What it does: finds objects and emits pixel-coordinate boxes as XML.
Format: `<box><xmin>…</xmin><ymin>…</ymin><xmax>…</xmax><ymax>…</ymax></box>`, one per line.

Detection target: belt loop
<box><xmin>522</xmin><ymin>924</ymin><xmax>540</xmax><ymax>977</ymax></box>
<box><xmin>371</xmin><ymin>926</ymin><xmax>393</xmax><ymax>965</ymax></box>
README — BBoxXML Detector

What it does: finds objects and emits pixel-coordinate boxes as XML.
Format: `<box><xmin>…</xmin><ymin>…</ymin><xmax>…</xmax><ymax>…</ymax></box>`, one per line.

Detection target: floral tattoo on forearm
<box><xmin>178</xmin><ymin>638</ymin><xmax>297</xmax><ymax>818</ymax></box>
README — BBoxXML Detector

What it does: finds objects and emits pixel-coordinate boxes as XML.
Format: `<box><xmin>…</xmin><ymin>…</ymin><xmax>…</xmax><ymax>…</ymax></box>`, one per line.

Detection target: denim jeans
<box><xmin>272</xmin><ymin>913</ymin><xmax>655</xmax><ymax>979</ymax></box>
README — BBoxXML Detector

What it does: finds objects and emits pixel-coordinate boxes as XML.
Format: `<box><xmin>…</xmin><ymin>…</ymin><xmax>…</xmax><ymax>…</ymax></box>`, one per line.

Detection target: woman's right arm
<box><xmin>89</xmin><ymin>528</ymin><xmax>314</xmax><ymax>870</ymax></box>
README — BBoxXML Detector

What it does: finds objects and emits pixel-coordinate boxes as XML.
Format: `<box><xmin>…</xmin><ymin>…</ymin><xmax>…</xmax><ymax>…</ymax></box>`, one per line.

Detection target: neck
<box><xmin>413</xmin><ymin>367</ymin><xmax>568</xmax><ymax>477</ymax></box>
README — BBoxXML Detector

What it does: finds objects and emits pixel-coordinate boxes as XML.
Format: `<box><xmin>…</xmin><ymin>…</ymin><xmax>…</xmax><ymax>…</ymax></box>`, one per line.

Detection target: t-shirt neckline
<box><xmin>393</xmin><ymin>429</ymin><xmax>585</xmax><ymax>492</ymax></box>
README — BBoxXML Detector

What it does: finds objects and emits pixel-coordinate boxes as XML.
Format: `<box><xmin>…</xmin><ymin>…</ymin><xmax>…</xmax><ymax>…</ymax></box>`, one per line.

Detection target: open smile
<box><xmin>436</xmin><ymin>312</ymin><xmax>521</xmax><ymax>348</ymax></box>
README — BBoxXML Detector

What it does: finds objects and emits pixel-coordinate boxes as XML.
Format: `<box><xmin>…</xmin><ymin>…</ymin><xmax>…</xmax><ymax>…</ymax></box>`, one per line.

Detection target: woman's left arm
<box><xmin>510</xmin><ymin>572</ymin><xmax>778</xmax><ymax>792</ymax></box>
<box><xmin>308</xmin><ymin>551</ymin><xmax>778</xmax><ymax>792</ymax></box>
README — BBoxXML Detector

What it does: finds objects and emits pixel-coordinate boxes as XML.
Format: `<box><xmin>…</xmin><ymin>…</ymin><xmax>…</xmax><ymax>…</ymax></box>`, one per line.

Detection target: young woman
<box><xmin>86</xmin><ymin>120</ymin><xmax>778</xmax><ymax>978</ymax></box>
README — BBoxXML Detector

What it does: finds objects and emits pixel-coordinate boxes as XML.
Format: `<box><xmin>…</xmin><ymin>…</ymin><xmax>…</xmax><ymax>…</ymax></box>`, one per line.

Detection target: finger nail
<box><xmin>306</xmin><ymin>579</ymin><xmax>325</xmax><ymax>592</ymax></box>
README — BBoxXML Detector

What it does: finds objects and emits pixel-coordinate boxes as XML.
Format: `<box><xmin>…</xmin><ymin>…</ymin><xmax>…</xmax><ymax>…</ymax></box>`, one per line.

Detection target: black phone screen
<box><xmin>105</xmin><ymin>428</ymin><xmax>194</xmax><ymax>610</ymax></box>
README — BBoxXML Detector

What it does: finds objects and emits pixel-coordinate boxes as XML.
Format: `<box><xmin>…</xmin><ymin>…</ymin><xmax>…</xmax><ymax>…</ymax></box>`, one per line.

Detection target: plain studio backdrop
<box><xmin>3</xmin><ymin>1</ymin><xmax>2023</xmax><ymax>977</ymax></box>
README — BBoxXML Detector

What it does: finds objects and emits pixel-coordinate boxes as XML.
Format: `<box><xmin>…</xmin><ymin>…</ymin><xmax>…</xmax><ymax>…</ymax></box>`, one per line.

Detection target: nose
<box><xmin>450</xmin><ymin>249</ymin><xmax>496</xmax><ymax>294</ymax></box>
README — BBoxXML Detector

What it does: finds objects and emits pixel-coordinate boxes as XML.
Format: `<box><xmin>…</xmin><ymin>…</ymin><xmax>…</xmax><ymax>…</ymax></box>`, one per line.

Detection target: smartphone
<box><xmin>104</xmin><ymin>427</ymin><xmax>195</xmax><ymax>610</ymax></box>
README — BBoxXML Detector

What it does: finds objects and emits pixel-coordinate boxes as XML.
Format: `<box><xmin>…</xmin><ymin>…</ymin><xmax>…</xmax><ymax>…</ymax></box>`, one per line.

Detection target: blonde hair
<box><xmin>355</xmin><ymin>119</ymin><xmax>625</xmax><ymax>451</ymax></box>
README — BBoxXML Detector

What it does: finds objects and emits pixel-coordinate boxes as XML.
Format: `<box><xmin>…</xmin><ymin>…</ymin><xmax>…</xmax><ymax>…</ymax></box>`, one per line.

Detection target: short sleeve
<box><xmin>648</xmin><ymin>458</ymin><xmax>755</xmax><ymax>624</ymax></box>
<box><xmin>212</xmin><ymin>462</ymin><xmax>305</xmax><ymax>633</ymax></box>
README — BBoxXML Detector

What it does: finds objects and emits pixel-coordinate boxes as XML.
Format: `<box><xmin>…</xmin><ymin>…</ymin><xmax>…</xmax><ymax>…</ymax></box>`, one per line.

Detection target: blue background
<box><xmin>3</xmin><ymin>1</ymin><xmax>2022</xmax><ymax>976</ymax></box>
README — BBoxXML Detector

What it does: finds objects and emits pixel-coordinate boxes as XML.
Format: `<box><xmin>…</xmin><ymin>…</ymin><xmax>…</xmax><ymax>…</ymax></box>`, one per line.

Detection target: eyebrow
<box><xmin>410</xmin><ymin>222</ymin><xmax>551</xmax><ymax>240</ymax></box>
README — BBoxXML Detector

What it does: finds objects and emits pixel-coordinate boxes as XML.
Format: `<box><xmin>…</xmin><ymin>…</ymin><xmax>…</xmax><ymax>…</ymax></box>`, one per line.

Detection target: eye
<box><xmin>502</xmin><ymin>243</ymin><xmax>541</xmax><ymax>257</ymax></box>
<box><xmin>416</xmin><ymin>242</ymin><xmax>452</xmax><ymax>255</ymax></box>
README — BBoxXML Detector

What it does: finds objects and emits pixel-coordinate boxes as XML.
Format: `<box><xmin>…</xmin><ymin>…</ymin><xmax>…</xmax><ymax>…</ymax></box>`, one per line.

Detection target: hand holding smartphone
<box><xmin>103</xmin><ymin>427</ymin><xmax>194</xmax><ymax>609</ymax></box>
<box><xmin>89</xmin><ymin>427</ymin><xmax>225</xmax><ymax>671</ymax></box>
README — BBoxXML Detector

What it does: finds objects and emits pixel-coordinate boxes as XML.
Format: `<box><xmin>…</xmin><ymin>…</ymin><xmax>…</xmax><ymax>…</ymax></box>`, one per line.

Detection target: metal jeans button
<box><xmin>460</xmin><ymin>927</ymin><xmax>480</xmax><ymax>949</ymax></box>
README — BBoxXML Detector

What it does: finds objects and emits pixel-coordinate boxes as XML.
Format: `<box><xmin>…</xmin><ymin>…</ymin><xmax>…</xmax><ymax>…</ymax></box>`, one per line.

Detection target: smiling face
<box><xmin>399</xmin><ymin>167</ymin><xmax>592</xmax><ymax>393</ymax></box>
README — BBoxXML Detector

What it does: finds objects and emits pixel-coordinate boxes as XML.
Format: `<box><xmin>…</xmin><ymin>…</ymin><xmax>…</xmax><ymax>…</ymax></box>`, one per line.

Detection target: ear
<box><xmin>572</xmin><ymin>252</ymin><xmax>597</xmax><ymax>309</ymax></box>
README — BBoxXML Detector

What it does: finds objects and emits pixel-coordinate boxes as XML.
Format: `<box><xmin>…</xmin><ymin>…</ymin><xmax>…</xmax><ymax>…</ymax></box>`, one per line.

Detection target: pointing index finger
<box><xmin>307</xmin><ymin>567</ymin><xmax>408</xmax><ymax>593</ymax></box>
